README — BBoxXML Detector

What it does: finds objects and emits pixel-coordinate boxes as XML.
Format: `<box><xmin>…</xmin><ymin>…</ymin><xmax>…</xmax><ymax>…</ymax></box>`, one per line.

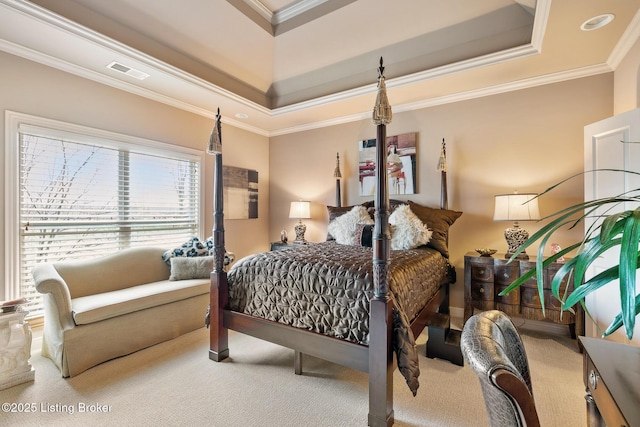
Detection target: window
<box><xmin>5</xmin><ymin>112</ymin><xmax>204</xmax><ymax>318</ymax></box>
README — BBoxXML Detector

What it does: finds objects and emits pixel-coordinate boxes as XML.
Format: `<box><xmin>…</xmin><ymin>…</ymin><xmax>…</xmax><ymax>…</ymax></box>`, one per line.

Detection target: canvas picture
<box><xmin>223</xmin><ymin>166</ymin><xmax>258</xmax><ymax>219</ymax></box>
<box><xmin>358</xmin><ymin>132</ymin><xmax>417</xmax><ymax>196</ymax></box>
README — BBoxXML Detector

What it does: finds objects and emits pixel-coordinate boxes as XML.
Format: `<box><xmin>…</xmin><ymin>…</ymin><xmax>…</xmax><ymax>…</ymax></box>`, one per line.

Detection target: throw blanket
<box><xmin>227</xmin><ymin>241</ymin><xmax>449</xmax><ymax>395</ymax></box>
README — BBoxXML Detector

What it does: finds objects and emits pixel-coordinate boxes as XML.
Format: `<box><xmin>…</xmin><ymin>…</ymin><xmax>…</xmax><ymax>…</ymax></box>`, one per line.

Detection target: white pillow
<box><xmin>389</xmin><ymin>204</ymin><xmax>433</xmax><ymax>250</ymax></box>
<box><xmin>327</xmin><ymin>205</ymin><xmax>374</xmax><ymax>245</ymax></box>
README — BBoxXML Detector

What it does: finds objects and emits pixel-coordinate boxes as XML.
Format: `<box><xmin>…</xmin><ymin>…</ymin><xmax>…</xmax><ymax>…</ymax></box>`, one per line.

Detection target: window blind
<box><xmin>16</xmin><ymin>128</ymin><xmax>202</xmax><ymax>318</ymax></box>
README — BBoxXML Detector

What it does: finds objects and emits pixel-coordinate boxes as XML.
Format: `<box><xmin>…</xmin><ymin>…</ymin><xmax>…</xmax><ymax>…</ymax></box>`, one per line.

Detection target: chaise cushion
<box><xmin>72</xmin><ymin>279</ymin><xmax>210</xmax><ymax>325</ymax></box>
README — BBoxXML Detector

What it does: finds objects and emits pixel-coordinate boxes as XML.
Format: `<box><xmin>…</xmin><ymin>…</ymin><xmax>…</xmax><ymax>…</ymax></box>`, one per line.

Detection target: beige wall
<box><xmin>214</xmin><ymin>126</ymin><xmax>270</xmax><ymax>259</ymax></box>
<box><xmin>269</xmin><ymin>74</ymin><xmax>613</xmax><ymax>311</ymax></box>
<box><xmin>0</xmin><ymin>51</ymin><xmax>269</xmax><ymax>300</ymax></box>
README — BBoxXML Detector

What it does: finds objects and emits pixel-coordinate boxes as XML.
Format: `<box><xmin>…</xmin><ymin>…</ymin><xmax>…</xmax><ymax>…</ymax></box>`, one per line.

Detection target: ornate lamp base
<box><xmin>293</xmin><ymin>221</ymin><xmax>307</xmax><ymax>244</ymax></box>
<box><xmin>504</xmin><ymin>224</ymin><xmax>530</xmax><ymax>259</ymax></box>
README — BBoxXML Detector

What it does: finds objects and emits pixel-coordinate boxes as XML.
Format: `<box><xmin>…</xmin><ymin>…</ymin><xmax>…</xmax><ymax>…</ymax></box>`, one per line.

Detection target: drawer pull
<box><xmin>589</xmin><ymin>369</ymin><xmax>599</xmax><ymax>389</ymax></box>
<box><xmin>479</xmin><ymin>288</ymin><xmax>484</xmax><ymax>294</ymax></box>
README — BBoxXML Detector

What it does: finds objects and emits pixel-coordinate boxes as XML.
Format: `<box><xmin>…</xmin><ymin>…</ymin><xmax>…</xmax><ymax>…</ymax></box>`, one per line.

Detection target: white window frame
<box><xmin>4</xmin><ymin>110</ymin><xmax>205</xmax><ymax>310</ymax></box>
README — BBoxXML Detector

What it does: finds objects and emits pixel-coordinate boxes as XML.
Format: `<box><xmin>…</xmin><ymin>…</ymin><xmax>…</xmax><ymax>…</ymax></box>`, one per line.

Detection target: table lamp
<box><xmin>289</xmin><ymin>201</ymin><xmax>311</xmax><ymax>244</ymax></box>
<box><xmin>493</xmin><ymin>192</ymin><xmax>540</xmax><ymax>259</ymax></box>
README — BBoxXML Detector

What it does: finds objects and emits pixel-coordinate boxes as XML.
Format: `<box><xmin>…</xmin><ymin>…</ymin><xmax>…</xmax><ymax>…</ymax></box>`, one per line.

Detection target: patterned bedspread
<box><xmin>226</xmin><ymin>240</ymin><xmax>450</xmax><ymax>394</ymax></box>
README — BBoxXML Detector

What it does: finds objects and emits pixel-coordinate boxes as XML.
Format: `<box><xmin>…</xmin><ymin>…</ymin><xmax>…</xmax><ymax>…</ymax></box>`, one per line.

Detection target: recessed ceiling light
<box><xmin>235</xmin><ymin>113</ymin><xmax>249</xmax><ymax>119</ymax></box>
<box><xmin>580</xmin><ymin>14</ymin><xmax>615</xmax><ymax>31</ymax></box>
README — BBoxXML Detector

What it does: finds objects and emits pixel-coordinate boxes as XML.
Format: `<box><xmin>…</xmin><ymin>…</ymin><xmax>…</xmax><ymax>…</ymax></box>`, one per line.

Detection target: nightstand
<box><xmin>463</xmin><ymin>252</ymin><xmax>584</xmax><ymax>338</ymax></box>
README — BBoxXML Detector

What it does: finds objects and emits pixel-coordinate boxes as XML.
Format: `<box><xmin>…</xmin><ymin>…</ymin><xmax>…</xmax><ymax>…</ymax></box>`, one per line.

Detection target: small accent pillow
<box><xmin>389</xmin><ymin>204</ymin><xmax>433</xmax><ymax>250</ymax></box>
<box><xmin>354</xmin><ymin>223</ymin><xmax>374</xmax><ymax>247</ymax></box>
<box><xmin>169</xmin><ymin>256</ymin><xmax>213</xmax><ymax>281</ymax></box>
<box><xmin>327</xmin><ymin>205</ymin><xmax>374</xmax><ymax>245</ymax></box>
<box><xmin>162</xmin><ymin>236</ymin><xmax>214</xmax><ymax>265</ymax></box>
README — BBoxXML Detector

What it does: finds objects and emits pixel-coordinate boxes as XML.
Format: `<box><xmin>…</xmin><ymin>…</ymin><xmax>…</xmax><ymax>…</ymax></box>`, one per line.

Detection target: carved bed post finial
<box><xmin>334</xmin><ymin>152</ymin><xmax>342</xmax><ymax>207</ymax></box>
<box><xmin>372</xmin><ymin>57</ymin><xmax>392</xmax><ymax>127</ymax></box>
<box><xmin>207</xmin><ymin>108</ymin><xmax>222</xmax><ymax>155</ymax></box>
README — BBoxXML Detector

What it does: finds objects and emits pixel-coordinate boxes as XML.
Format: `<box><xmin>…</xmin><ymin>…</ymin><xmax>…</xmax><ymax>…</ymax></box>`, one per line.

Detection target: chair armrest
<box><xmin>492</xmin><ymin>368</ymin><xmax>541</xmax><ymax>427</ymax></box>
<box><xmin>32</xmin><ymin>263</ymin><xmax>75</xmax><ymax>330</ymax></box>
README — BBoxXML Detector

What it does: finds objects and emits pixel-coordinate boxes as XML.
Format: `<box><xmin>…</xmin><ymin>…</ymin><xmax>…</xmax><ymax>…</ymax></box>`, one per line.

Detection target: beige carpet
<box><xmin>1</xmin><ymin>321</ymin><xmax>586</xmax><ymax>426</ymax></box>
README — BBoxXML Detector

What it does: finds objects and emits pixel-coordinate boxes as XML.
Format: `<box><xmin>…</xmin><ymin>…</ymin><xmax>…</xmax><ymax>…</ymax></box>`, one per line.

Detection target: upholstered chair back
<box><xmin>461</xmin><ymin>310</ymin><xmax>540</xmax><ymax>427</ymax></box>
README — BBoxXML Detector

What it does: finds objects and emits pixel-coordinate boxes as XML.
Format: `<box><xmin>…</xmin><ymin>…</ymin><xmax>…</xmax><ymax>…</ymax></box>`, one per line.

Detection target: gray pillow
<box><xmin>169</xmin><ymin>256</ymin><xmax>213</xmax><ymax>281</ymax></box>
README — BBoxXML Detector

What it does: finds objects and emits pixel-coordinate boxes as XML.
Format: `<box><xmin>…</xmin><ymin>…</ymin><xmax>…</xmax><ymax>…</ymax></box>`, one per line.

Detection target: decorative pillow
<box><xmin>407</xmin><ymin>201</ymin><xmax>462</xmax><ymax>258</ymax></box>
<box><xmin>327</xmin><ymin>205</ymin><xmax>374</xmax><ymax>245</ymax></box>
<box><xmin>388</xmin><ymin>204</ymin><xmax>433</xmax><ymax>250</ymax></box>
<box><xmin>326</xmin><ymin>205</ymin><xmax>363</xmax><ymax>240</ymax></box>
<box><xmin>162</xmin><ymin>237</ymin><xmax>214</xmax><ymax>265</ymax></box>
<box><xmin>354</xmin><ymin>223</ymin><xmax>374</xmax><ymax>247</ymax></box>
<box><xmin>169</xmin><ymin>256</ymin><xmax>213</xmax><ymax>281</ymax></box>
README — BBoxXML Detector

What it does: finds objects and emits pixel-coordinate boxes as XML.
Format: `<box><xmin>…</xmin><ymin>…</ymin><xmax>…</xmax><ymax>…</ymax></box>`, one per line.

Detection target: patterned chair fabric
<box><xmin>461</xmin><ymin>310</ymin><xmax>540</xmax><ymax>427</ymax></box>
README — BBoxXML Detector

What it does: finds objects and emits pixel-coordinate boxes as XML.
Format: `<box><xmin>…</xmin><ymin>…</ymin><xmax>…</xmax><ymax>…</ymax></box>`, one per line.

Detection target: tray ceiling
<box><xmin>1</xmin><ymin>0</ymin><xmax>640</xmax><ymax>135</ymax></box>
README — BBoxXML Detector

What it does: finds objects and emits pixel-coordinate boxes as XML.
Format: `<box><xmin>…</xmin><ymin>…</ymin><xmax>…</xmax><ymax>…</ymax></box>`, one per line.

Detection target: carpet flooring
<box><xmin>0</xmin><ymin>320</ymin><xmax>586</xmax><ymax>426</ymax></box>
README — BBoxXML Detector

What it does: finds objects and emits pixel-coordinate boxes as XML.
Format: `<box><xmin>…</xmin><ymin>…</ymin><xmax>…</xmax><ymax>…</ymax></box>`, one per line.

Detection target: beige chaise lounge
<box><xmin>32</xmin><ymin>247</ymin><xmax>210</xmax><ymax>377</ymax></box>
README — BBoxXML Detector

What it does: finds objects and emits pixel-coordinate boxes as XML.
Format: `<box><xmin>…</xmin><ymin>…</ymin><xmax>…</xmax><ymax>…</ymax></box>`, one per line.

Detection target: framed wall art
<box><xmin>358</xmin><ymin>132</ymin><xmax>417</xmax><ymax>196</ymax></box>
<box><xmin>223</xmin><ymin>165</ymin><xmax>258</xmax><ymax>219</ymax></box>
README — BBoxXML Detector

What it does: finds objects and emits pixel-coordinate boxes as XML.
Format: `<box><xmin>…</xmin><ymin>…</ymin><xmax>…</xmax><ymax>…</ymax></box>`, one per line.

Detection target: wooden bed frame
<box><xmin>208</xmin><ymin>60</ymin><xmax>453</xmax><ymax>427</ymax></box>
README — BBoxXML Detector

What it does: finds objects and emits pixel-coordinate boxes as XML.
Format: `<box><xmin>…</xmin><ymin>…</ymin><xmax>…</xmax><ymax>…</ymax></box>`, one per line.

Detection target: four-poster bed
<box><xmin>206</xmin><ymin>59</ymin><xmax>460</xmax><ymax>426</ymax></box>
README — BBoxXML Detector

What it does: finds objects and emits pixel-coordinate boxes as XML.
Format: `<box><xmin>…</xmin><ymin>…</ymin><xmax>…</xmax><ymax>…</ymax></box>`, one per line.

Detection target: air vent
<box><xmin>107</xmin><ymin>61</ymin><xmax>149</xmax><ymax>80</ymax></box>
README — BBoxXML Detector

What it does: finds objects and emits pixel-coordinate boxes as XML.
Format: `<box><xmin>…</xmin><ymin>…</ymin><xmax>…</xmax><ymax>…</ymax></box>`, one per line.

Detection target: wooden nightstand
<box><xmin>463</xmin><ymin>252</ymin><xmax>584</xmax><ymax>338</ymax></box>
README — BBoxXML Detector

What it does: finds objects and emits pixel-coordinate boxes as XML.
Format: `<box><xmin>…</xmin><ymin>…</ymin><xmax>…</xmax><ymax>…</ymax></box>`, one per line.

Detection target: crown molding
<box><xmin>271</xmin><ymin>43</ymin><xmax>541</xmax><ymax>117</ymax></box>
<box><xmin>269</xmin><ymin>63</ymin><xmax>614</xmax><ymax>136</ymax></box>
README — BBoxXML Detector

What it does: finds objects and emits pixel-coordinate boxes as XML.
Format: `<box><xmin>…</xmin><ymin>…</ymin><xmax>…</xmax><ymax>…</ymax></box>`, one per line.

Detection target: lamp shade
<box><xmin>289</xmin><ymin>201</ymin><xmax>311</xmax><ymax>219</ymax></box>
<box><xmin>493</xmin><ymin>193</ymin><xmax>541</xmax><ymax>222</ymax></box>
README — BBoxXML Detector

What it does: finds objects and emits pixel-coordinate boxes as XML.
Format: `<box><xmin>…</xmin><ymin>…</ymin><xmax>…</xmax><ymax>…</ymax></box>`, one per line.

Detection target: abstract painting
<box><xmin>223</xmin><ymin>165</ymin><xmax>258</xmax><ymax>219</ymax></box>
<box><xmin>358</xmin><ymin>132</ymin><xmax>417</xmax><ymax>196</ymax></box>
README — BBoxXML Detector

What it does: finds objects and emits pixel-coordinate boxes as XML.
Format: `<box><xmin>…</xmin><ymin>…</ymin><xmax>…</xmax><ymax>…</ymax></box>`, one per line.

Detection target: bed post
<box><xmin>207</xmin><ymin>108</ymin><xmax>229</xmax><ymax>362</ymax></box>
<box><xmin>334</xmin><ymin>152</ymin><xmax>342</xmax><ymax>207</ymax></box>
<box><xmin>369</xmin><ymin>57</ymin><xmax>394</xmax><ymax>427</ymax></box>
<box><xmin>437</xmin><ymin>138</ymin><xmax>448</xmax><ymax>210</ymax></box>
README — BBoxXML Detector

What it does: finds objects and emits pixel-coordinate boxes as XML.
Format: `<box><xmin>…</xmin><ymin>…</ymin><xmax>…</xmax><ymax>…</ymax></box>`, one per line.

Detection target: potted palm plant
<box><xmin>500</xmin><ymin>169</ymin><xmax>640</xmax><ymax>340</ymax></box>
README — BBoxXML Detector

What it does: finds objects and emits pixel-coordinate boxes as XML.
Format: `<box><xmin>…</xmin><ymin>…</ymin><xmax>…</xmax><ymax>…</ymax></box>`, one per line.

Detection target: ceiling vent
<box><xmin>107</xmin><ymin>61</ymin><xmax>149</xmax><ymax>80</ymax></box>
